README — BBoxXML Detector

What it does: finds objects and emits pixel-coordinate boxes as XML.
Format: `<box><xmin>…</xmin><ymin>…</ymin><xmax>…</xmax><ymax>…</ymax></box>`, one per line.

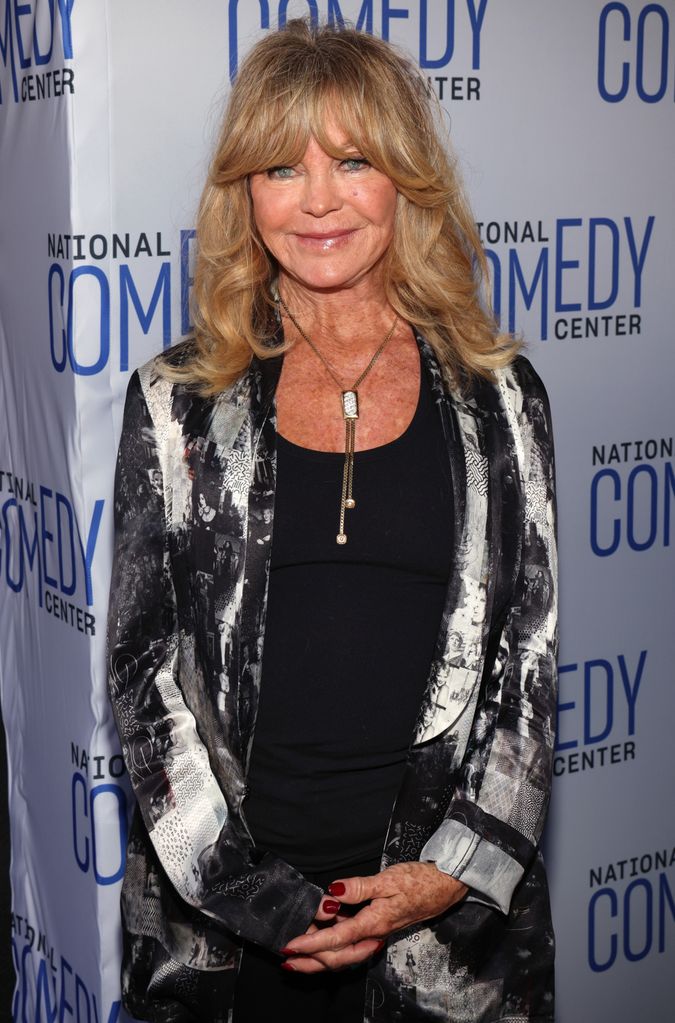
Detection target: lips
<box><xmin>295</xmin><ymin>229</ymin><xmax>355</xmax><ymax>239</ymax></box>
<box><xmin>292</xmin><ymin>228</ymin><xmax>358</xmax><ymax>250</ymax></box>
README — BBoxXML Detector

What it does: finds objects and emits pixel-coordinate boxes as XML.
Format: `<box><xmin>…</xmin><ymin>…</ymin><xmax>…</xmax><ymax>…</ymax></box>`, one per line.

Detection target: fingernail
<box><xmin>328</xmin><ymin>882</ymin><xmax>346</xmax><ymax>897</ymax></box>
<box><xmin>375</xmin><ymin>940</ymin><xmax>386</xmax><ymax>952</ymax></box>
<box><xmin>322</xmin><ymin>899</ymin><xmax>341</xmax><ymax>914</ymax></box>
<box><xmin>281</xmin><ymin>962</ymin><xmax>296</xmax><ymax>971</ymax></box>
<box><xmin>279</xmin><ymin>946</ymin><xmax>296</xmax><ymax>955</ymax></box>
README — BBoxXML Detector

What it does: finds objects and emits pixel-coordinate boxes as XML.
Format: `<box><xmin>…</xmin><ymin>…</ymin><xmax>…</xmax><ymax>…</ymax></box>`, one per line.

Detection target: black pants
<box><xmin>232</xmin><ymin>858</ymin><xmax>380</xmax><ymax>1023</ymax></box>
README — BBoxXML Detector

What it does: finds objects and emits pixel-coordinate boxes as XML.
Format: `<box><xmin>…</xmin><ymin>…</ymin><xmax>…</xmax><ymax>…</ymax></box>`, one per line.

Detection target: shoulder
<box><xmin>498</xmin><ymin>354</ymin><xmax>551</xmax><ymax>408</ymax></box>
<box><xmin>494</xmin><ymin>354</ymin><xmax>555</xmax><ymax>437</ymax></box>
<box><xmin>129</xmin><ymin>339</ymin><xmax>220</xmax><ymax>433</ymax></box>
<box><xmin>134</xmin><ymin>338</ymin><xmax>197</xmax><ymax>404</ymax></box>
<box><xmin>124</xmin><ymin>341</ymin><xmax>251</xmax><ymax>456</ymax></box>
<box><xmin>491</xmin><ymin>355</ymin><xmax>556</xmax><ymax>488</ymax></box>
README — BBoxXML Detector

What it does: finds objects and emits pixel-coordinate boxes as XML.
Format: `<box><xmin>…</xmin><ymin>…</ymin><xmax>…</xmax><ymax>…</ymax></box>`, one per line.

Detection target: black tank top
<box><xmin>243</xmin><ymin>363</ymin><xmax>454</xmax><ymax>873</ymax></box>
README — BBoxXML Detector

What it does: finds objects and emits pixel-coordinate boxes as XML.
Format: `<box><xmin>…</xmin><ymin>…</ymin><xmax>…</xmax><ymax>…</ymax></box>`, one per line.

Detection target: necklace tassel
<box><xmin>337</xmin><ymin>394</ymin><xmax>358</xmax><ymax>543</ymax></box>
<box><xmin>276</xmin><ymin>294</ymin><xmax>397</xmax><ymax>547</ymax></box>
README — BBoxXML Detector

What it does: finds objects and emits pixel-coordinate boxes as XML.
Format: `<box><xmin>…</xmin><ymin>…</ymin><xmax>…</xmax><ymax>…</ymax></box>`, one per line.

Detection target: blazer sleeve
<box><xmin>420</xmin><ymin>358</ymin><xmax>558</xmax><ymax>915</ymax></box>
<box><xmin>107</xmin><ymin>370</ymin><xmax>322</xmax><ymax>952</ymax></box>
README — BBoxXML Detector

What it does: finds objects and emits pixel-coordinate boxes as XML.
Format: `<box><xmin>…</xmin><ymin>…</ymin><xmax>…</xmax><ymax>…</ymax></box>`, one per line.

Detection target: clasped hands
<box><xmin>280</xmin><ymin>861</ymin><xmax>468</xmax><ymax>973</ymax></box>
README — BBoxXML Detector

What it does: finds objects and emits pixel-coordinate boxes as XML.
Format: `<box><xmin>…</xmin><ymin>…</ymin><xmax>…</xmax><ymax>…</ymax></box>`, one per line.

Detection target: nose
<box><xmin>300</xmin><ymin>169</ymin><xmax>343</xmax><ymax>217</ymax></box>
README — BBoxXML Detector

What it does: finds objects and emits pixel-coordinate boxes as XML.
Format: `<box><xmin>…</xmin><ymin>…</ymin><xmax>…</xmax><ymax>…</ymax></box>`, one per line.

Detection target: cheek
<box><xmin>255</xmin><ymin>203</ymin><xmax>296</xmax><ymax>250</ymax></box>
<box><xmin>250</xmin><ymin>183</ymin><xmax>283</xmax><ymax>238</ymax></box>
<box><xmin>252</xmin><ymin>201</ymin><xmax>276</xmax><ymax>238</ymax></box>
<box><xmin>252</xmin><ymin>210</ymin><xmax>287</xmax><ymax>258</ymax></box>
<box><xmin>362</xmin><ymin>186</ymin><xmax>398</xmax><ymax>232</ymax></box>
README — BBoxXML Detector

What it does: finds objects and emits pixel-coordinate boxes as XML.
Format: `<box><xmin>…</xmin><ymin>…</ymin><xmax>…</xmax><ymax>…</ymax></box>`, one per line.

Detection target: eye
<box><xmin>341</xmin><ymin>157</ymin><xmax>370</xmax><ymax>172</ymax></box>
<box><xmin>266</xmin><ymin>166</ymin><xmax>296</xmax><ymax>179</ymax></box>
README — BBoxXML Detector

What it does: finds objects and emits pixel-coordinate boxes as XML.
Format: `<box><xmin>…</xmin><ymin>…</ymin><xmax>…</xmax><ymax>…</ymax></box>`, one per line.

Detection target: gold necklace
<box><xmin>276</xmin><ymin>294</ymin><xmax>398</xmax><ymax>545</ymax></box>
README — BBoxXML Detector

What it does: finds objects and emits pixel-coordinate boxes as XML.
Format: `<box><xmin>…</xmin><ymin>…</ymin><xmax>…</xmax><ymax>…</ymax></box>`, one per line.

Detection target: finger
<box><xmin>283</xmin><ymin>906</ymin><xmax>383</xmax><ymax>955</ymax></box>
<box><xmin>282</xmin><ymin>956</ymin><xmax>328</xmax><ymax>975</ymax></box>
<box><xmin>284</xmin><ymin>938</ymin><xmax>385</xmax><ymax>974</ymax></box>
<box><xmin>327</xmin><ymin>873</ymin><xmax>392</xmax><ymax>905</ymax></box>
<box><xmin>313</xmin><ymin>896</ymin><xmax>342</xmax><ymax>923</ymax></box>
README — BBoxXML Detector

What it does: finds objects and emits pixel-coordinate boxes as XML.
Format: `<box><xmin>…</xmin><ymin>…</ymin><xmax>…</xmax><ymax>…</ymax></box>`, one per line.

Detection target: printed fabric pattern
<box><xmin>107</xmin><ymin>332</ymin><xmax>558</xmax><ymax>1022</ymax></box>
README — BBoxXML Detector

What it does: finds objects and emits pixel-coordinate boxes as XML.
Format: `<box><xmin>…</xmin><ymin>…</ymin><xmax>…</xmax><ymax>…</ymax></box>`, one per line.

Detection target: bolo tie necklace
<box><xmin>276</xmin><ymin>294</ymin><xmax>398</xmax><ymax>545</ymax></box>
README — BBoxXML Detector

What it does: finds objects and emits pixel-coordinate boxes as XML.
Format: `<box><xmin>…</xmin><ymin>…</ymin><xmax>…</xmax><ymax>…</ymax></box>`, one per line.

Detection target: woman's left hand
<box><xmin>281</xmin><ymin>862</ymin><xmax>469</xmax><ymax>973</ymax></box>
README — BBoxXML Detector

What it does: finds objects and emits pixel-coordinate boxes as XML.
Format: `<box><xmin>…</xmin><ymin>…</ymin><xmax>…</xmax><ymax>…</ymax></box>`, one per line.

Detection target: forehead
<box><xmin>301</xmin><ymin>126</ymin><xmax>361</xmax><ymax>158</ymax></box>
<box><xmin>303</xmin><ymin>99</ymin><xmax>369</xmax><ymax>152</ymax></box>
<box><xmin>245</xmin><ymin>90</ymin><xmax>372</xmax><ymax>173</ymax></box>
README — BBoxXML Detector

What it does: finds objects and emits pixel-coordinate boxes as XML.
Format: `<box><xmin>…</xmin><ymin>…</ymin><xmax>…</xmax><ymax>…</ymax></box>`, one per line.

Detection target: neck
<box><xmin>277</xmin><ymin>273</ymin><xmax>396</xmax><ymax>353</ymax></box>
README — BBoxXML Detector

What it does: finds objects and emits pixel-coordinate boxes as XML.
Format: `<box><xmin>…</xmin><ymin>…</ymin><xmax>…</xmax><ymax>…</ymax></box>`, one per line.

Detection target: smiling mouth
<box><xmin>293</xmin><ymin>229</ymin><xmax>358</xmax><ymax>250</ymax></box>
<box><xmin>296</xmin><ymin>228</ymin><xmax>355</xmax><ymax>238</ymax></box>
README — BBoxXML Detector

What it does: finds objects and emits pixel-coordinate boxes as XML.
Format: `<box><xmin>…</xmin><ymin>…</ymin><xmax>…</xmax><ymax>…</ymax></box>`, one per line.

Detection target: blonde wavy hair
<box><xmin>159</xmin><ymin>18</ymin><xmax>518</xmax><ymax>396</ymax></box>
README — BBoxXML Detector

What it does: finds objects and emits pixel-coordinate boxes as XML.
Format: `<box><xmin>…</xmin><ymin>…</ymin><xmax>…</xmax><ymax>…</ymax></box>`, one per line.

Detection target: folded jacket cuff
<box><xmin>420</xmin><ymin>818</ymin><xmax>525</xmax><ymax>916</ymax></box>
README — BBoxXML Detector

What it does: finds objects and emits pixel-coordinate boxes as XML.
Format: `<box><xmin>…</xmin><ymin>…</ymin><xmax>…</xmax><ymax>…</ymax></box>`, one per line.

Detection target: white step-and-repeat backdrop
<box><xmin>0</xmin><ymin>2</ymin><xmax>672</xmax><ymax>1020</ymax></box>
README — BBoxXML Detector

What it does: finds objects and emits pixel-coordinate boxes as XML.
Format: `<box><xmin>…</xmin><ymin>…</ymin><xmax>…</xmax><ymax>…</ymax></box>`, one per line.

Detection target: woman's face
<box><xmin>249</xmin><ymin>124</ymin><xmax>398</xmax><ymax>295</ymax></box>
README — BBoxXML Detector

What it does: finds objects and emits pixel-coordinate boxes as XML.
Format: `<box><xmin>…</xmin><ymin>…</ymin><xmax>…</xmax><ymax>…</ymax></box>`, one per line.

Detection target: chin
<box><xmin>283</xmin><ymin>265</ymin><xmax>374</xmax><ymax>293</ymax></box>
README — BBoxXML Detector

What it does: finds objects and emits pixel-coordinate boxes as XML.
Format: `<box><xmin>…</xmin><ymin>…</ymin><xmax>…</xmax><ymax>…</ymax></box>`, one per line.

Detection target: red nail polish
<box><xmin>279</xmin><ymin>947</ymin><xmax>295</xmax><ymax>956</ymax></box>
<box><xmin>322</xmin><ymin>899</ymin><xmax>341</xmax><ymax>914</ymax></box>
<box><xmin>375</xmin><ymin>940</ymin><xmax>386</xmax><ymax>952</ymax></box>
<box><xmin>328</xmin><ymin>882</ymin><xmax>346</xmax><ymax>897</ymax></box>
<box><xmin>281</xmin><ymin>962</ymin><xmax>296</xmax><ymax>971</ymax></box>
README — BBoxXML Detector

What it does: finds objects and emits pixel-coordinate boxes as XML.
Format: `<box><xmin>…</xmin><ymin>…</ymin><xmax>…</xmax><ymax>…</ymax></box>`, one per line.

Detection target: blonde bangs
<box><xmin>216</xmin><ymin>74</ymin><xmax>388</xmax><ymax>182</ymax></box>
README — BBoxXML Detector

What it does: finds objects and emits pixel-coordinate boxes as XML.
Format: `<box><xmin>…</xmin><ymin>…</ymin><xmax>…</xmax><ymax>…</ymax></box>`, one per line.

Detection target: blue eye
<box><xmin>267</xmin><ymin>166</ymin><xmax>295</xmax><ymax>179</ymax></box>
<box><xmin>342</xmin><ymin>157</ymin><xmax>370</xmax><ymax>171</ymax></box>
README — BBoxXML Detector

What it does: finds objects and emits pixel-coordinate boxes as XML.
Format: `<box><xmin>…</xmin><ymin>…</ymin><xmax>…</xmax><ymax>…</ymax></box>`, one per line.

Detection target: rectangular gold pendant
<box><xmin>342</xmin><ymin>390</ymin><xmax>359</xmax><ymax>419</ymax></box>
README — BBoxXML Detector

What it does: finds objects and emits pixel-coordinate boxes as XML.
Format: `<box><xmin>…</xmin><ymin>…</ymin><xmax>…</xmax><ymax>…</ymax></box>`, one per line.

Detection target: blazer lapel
<box><xmin>413</xmin><ymin>335</ymin><xmax>494</xmax><ymax>748</ymax></box>
<box><xmin>174</xmin><ymin>355</ymin><xmax>281</xmax><ymax>769</ymax></box>
<box><xmin>234</xmin><ymin>353</ymin><xmax>283</xmax><ymax>770</ymax></box>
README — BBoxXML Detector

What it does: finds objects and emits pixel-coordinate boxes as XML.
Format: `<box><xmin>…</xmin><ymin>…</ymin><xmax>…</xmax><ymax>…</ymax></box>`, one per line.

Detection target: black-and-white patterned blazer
<box><xmin>107</xmin><ymin>329</ymin><xmax>558</xmax><ymax>1022</ymax></box>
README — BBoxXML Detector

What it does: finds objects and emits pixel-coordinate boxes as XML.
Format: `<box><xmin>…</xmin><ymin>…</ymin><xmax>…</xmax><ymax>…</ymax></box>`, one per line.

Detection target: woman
<box><xmin>107</xmin><ymin>19</ymin><xmax>558</xmax><ymax>1023</ymax></box>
